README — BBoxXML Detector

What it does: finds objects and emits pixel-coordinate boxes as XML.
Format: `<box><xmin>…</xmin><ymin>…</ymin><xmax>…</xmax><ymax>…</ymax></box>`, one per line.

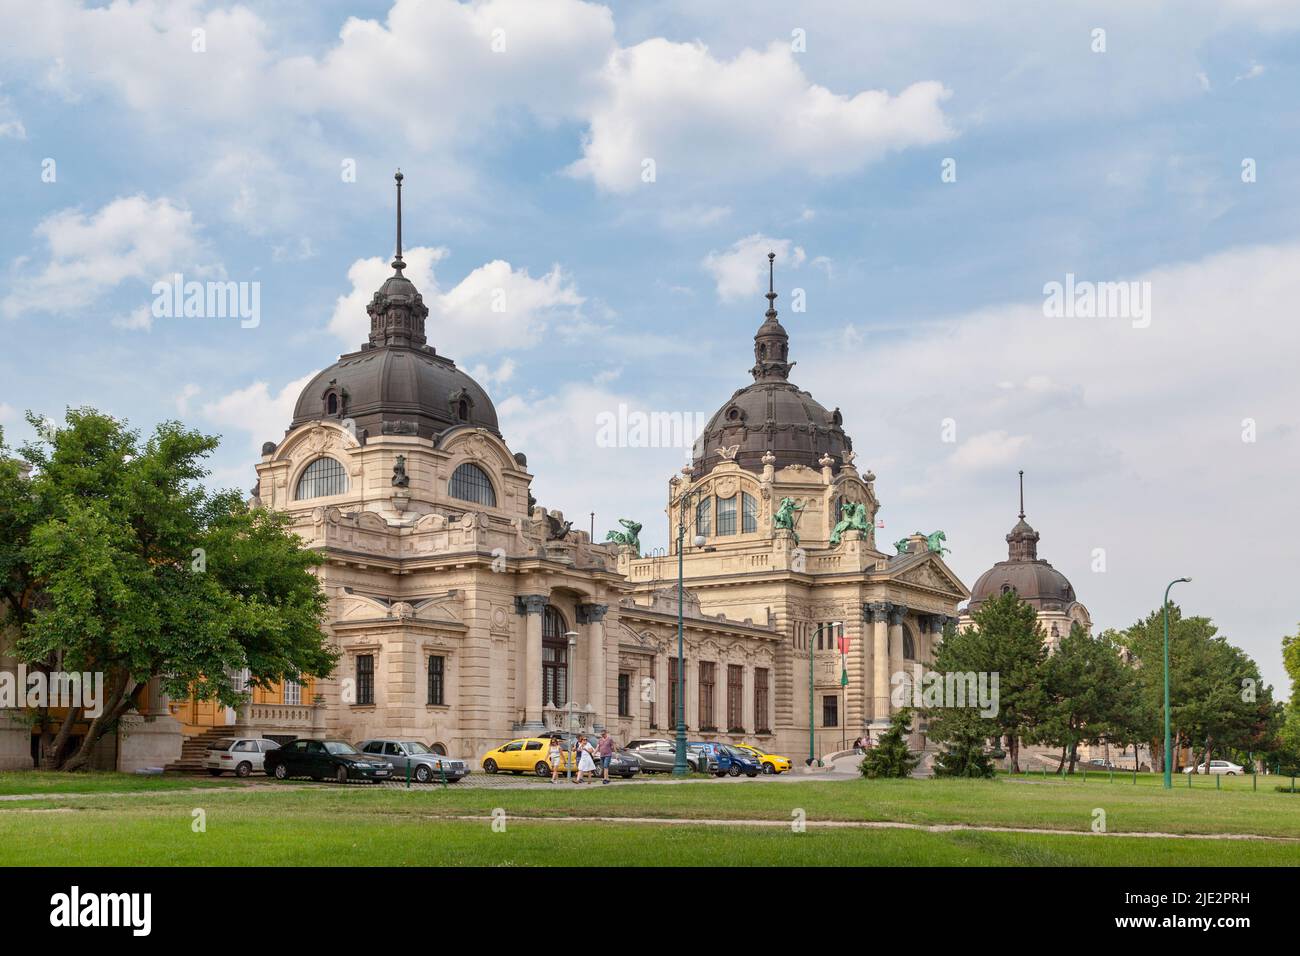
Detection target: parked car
<box><xmin>688</xmin><ymin>742</ymin><xmax>761</xmax><ymax>778</ymax></box>
<box><xmin>546</xmin><ymin>733</ymin><xmax>642</xmax><ymax>778</ymax></box>
<box><xmin>735</xmin><ymin>743</ymin><xmax>791</xmax><ymax>775</ymax></box>
<box><xmin>204</xmin><ymin>737</ymin><xmax>279</xmax><ymax>777</ymax></box>
<box><xmin>1185</xmin><ymin>760</ymin><xmax>1245</xmax><ymax>775</ymax></box>
<box><xmin>624</xmin><ymin>738</ymin><xmax>701</xmax><ymax>773</ymax></box>
<box><xmin>264</xmin><ymin>739</ymin><xmax>394</xmax><ymax>783</ymax></box>
<box><xmin>357</xmin><ymin>739</ymin><xmax>469</xmax><ymax>783</ymax></box>
<box><xmin>481</xmin><ymin>737</ymin><xmax>562</xmax><ymax>776</ymax></box>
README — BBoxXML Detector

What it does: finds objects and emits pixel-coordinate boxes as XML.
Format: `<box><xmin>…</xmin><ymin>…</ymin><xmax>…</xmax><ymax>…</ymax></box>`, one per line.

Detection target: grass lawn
<box><xmin>1</xmin><ymin>773</ymin><xmax>1297</xmax><ymax>866</ymax></box>
<box><xmin>0</xmin><ymin>771</ymin><xmax>239</xmax><ymax>797</ymax></box>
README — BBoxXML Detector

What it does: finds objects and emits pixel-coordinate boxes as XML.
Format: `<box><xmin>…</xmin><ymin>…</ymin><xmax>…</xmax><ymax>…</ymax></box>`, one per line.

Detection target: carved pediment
<box><xmin>895</xmin><ymin>556</ymin><xmax>969</xmax><ymax>597</ymax></box>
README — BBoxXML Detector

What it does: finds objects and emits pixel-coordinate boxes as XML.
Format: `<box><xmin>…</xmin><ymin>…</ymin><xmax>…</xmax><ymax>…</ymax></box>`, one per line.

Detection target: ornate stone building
<box><xmin>173</xmin><ymin>178</ymin><xmax>970</xmax><ymax>764</ymax></box>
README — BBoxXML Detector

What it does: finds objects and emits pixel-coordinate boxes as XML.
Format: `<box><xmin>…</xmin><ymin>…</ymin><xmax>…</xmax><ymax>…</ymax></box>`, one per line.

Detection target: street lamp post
<box><xmin>1162</xmin><ymin>577</ymin><xmax>1191</xmax><ymax>789</ymax></box>
<box><xmin>673</xmin><ymin>482</ymin><xmax>706</xmax><ymax>776</ymax></box>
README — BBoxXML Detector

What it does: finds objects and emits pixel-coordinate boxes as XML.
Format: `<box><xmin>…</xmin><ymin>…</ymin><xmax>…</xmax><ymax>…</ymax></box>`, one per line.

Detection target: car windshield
<box><xmin>207</xmin><ymin>739</ymin><xmax>237</xmax><ymax>751</ymax></box>
<box><xmin>324</xmin><ymin>742</ymin><xmax>359</xmax><ymax>755</ymax></box>
<box><xmin>404</xmin><ymin>742</ymin><xmax>431</xmax><ymax>754</ymax></box>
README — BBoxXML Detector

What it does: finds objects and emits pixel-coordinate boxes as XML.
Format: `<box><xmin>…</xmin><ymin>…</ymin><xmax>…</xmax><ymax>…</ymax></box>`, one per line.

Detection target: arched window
<box><xmin>457</xmin><ymin>399</ymin><xmax>469</xmax><ymax>421</ymax></box>
<box><xmin>449</xmin><ymin>462</ymin><xmax>496</xmax><ymax>506</ymax></box>
<box><xmin>326</xmin><ymin>393</ymin><xmax>338</xmax><ymax>415</ymax></box>
<box><xmin>695</xmin><ymin>497</ymin><xmax>712</xmax><ymax>537</ymax></box>
<box><xmin>741</xmin><ymin>492</ymin><xmax>758</xmax><ymax>533</ymax></box>
<box><xmin>542</xmin><ymin>606</ymin><xmax>568</xmax><ymax>707</ymax></box>
<box><xmin>717</xmin><ymin>495</ymin><xmax>737</xmax><ymax>535</ymax></box>
<box><xmin>902</xmin><ymin>627</ymin><xmax>916</xmax><ymax>661</ymax></box>
<box><xmin>296</xmin><ymin>457</ymin><xmax>348</xmax><ymax>499</ymax></box>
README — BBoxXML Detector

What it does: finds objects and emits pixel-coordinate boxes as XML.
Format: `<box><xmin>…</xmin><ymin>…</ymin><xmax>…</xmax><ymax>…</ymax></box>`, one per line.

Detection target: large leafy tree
<box><xmin>1122</xmin><ymin>605</ymin><xmax>1277</xmax><ymax>773</ymax></box>
<box><xmin>930</xmin><ymin>593</ymin><xmax>1046</xmax><ymax>772</ymax></box>
<box><xmin>1030</xmin><ymin>625</ymin><xmax>1142</xmax><ymax>773</ymax></box>
<box><xmin>0</xmin><ymin>409</ymin><xmax>338</xmax><ymax>771</ymax></box>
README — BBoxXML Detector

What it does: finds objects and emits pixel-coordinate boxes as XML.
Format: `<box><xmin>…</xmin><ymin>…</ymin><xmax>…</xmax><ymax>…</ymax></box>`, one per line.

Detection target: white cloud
<box><xmin>948</xmin><ymin>430</ymin><xmax>1031</xmax><ymax>473</ymax></box>
<box><xmin>0</xmin><ymin>403</ymin><xmax>16</xmax><ymax>424</ymax></box>
<box><xmin>703</xmin><ymin>234</ymin><xmax>806</xmax><ymax>302</ymax></box>
<box><xmin>1</xmin><ymin>196</ymin><xmax>210</xmax><ymax>319</ymax></box>
<box><xmin>568</xmin><ymin>39</ymin><xmax>953</xmax><ymax>193</ymax></box>
<box><xmin>328</xmin><ymin>247</ymin><xmax>584</xmax><ymax>358</ymax></box>
<box><xmin>200</xmin><ymin>372</ymin><xmax>318</xmax><ymax>455</ymax></box>
<box><xmin>174</xmin><ymin>383</ymin><xmax>200</xmax><ymax>417</ymax></box>
<box><xmin>111</xmin><ymin>307</ymin><xmax>153</xmax><ymax>333</ymax></box>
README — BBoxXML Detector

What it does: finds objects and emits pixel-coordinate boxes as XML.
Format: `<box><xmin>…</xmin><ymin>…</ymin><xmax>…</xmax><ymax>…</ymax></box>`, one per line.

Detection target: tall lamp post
<box><xmin>673</xmin><ymin>481</ymin><xmax>707</xmax><ymax>776</ymax></box>
<box><xmin>809</xmin><ymin>621</ymin><xmax>843</xmax><ymax>766</ymax></box>
<box><xmin>1162</xmin><ymin>577</ymin><xmax>1191</xmax><ymax>789</ymax></box>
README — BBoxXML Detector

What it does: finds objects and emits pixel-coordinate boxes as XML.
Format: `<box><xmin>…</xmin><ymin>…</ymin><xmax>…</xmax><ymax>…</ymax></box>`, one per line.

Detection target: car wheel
<box><xmin>535</xmin><ymin>761</ymin><xmax>552</xmax><ymax>777</ymax></box>
<box><xmin>746</xmin><ymin>770</ymin><xmax>759</xmax><ymax>778</ymax></box>
<box><xmin>273</xmin><ymin>764</ymin><xmax>288</xmax><ymax>780</ymax></box>
<box><xmin>714</xmin><ymin>771</ymin><xmax>727</xmax><ymax>778</ymax></box>
<box><xmin>763</xmin><ymin>763</ymin><xmax>776</xmax><ymax>775</ymax></box>
<box><xmin>1227</xmin><ymin>771</ymin><xmax>1237</xmax><ymax>776</ymax></box>
<box><xmin>728</xmin><ymin>765</ymin><xmax>742</xmax><ymax>777</ymax></box>
<box><xmin>484</xmin><ymin>759</ymin><xmax>498</xmax><ymax>774</ymax></box>
<box><xmin>335</xmin><ymin>766</ymin><xmax>349</xmax><ymax>784</ymax></box>
<box><xmin>235</xmin><ymin>762</ymin><xmax>253</xmax><ymax>778</ymax></box>
<box><xmin>208</xmin><ymin>769</ymin><xmax>223</xmax><ymax>777</ymax></box>
<box><xmin>414</xmin><ymin>765</ymin><xmax>433</xmax><ymax>784</ymax></box>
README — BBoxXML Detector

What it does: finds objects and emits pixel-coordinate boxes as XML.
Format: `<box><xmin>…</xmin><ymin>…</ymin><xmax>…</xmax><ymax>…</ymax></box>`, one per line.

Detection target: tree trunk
<box><xmin>1202</xmin><ymin>739</ymin><xmax>1213</xmax><ymax>774</ymax></box>
<box><xmin>60</xmin><ymin>673</ymin><xmax>137</xmax><ymax>772</ymax></box>
<box><xmin>40</xmin><ymin>705</ymin><xmax>82</xmax><ymax>770</ymax></box>
<box><xmin>1054</xmin><ymin>747</ymin><xmax>1066</xmax><ymax>774</ymax></box>
<box><xmin>1067</xmin><ymin>741</ymin><xmax>1078</xmax><ymax>775</ymax></box>
<box><xmin>1009</xmin><ymin>735</ymin><xmax>1021</xmax><ymax>773</ymax></box>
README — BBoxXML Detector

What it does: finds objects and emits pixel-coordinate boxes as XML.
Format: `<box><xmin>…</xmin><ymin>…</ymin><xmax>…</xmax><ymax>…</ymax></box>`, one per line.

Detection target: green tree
<box><xmin>859</xmin><ymin>708</ymin><xmax>919</xmax><ymax>778</ymax></box>
<box><xmin>931</xmin><ymin>592</ymin><xmax>1046</xmax><ymax>772</ymax></box>
<box><xmin>930</xmin><ymin>710</ymin><xmax>997</xmax><ymax>778</ymax></box>
<box><xmin>1031</xmin><ymin>625</ymin><xmax>1142</xmax><ymax>773</ymax></box>
<box><xmin>1</xmin><ymin>409</ymin><xmax>338</xmax><ymax>771</ymax></box>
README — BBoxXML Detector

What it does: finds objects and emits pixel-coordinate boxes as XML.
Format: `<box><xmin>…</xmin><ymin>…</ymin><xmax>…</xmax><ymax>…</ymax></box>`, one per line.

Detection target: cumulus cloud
<box><xmin>703</xmin><ymin>234</ymin><xmax>806</xmax><ymax>302</ymax></box>
<box><xmin>328</xmin><ymin>247</ymin><xmax>584</xmax><ymax>357</ymax></box>
<box><xmin>1</xmin><ymin>196</ymin><xmax>210</xmax><ymax>319</ymax></box>
<box><xmin>200</xmin><ymin>371</ymin><xmax>318</xmax><ymax>455</ymax></box>
<box><xmin>569</xmin><ymin>39</ymin><xmax>953</xmax><ymax>193</ymax></box>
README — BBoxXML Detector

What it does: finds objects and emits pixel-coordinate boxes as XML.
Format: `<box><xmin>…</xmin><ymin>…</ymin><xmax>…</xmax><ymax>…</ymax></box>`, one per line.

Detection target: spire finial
<box><xmin>765</xmin><ymin>251</ymin><xmax>777</xmax><ymax>318</ymax></box>
<box><xmin>1018</xmin><ymin>469</ymin><xmax>1025</xmax><ymax>520</ymax></box>
<box><xmin>392</xmin><ymin>169</ymin><xmax>406</xmax><ymax>274</ymax></box>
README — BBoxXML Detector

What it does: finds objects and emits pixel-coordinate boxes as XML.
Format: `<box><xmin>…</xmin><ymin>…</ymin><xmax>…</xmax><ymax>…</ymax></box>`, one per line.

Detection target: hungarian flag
<box><xmin>836</xmin><ymin>630</ymin><xmax>851</xmax><ymax>655</ymax></box>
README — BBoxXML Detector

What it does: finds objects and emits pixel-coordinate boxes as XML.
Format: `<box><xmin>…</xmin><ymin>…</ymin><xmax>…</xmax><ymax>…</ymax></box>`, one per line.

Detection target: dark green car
<box><xmin>264</xmin><ymin>739</ymin><xmax>394</xmax><ymax>784</ymax></box>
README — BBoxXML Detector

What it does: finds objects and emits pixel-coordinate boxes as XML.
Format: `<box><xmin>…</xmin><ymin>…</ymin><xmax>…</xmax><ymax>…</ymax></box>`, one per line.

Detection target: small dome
<box><xmin>968</xmin><ymin>559</ymin><xmax>1077</xmax><ymax>612</ymax></box>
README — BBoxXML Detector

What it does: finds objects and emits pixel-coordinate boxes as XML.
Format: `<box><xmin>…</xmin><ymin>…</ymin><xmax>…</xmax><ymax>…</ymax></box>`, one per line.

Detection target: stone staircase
<box><xmin>164</xmin><ymin>726</ymin><xmax>237</xmax><ymax>774</ymax></box>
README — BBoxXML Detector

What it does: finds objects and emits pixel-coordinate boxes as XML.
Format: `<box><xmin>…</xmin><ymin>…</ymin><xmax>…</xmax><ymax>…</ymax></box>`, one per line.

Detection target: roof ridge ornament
<box><xmin>392</xmin><ymin>169</ymin><xmax>406</xmax><ymax>275</ymax></box>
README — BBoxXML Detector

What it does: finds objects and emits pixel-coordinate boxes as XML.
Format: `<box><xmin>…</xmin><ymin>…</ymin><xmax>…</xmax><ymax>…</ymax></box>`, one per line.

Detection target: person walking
<box><xmin>595</xmin><ymin>730</ymin><xmax>616</xmax><ymax>785</ymax></box>
<box><xmin>549</xmin><ymin>737</ymin><xmax>565</xmax><ymax>783</ymax></box>
<box><xmin>575</xmin><ymin>735</ymin><xmax>596</xmax><ymax>784</ymax></box>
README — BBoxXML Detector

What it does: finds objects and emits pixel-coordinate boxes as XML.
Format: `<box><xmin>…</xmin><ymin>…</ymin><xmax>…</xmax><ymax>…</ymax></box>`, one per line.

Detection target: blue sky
<box><xmin>1</xmin><ymin>0</ymin><xmax>1297</xmax><ymax>693</ymax></box>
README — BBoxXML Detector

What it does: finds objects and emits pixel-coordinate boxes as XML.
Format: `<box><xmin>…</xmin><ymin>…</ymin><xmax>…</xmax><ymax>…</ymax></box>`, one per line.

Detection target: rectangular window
<box><xmin>727</xmin><ymin>664</ymin><xmax>744</xmax><ymax>731</ymax></box>
<box><xmin>742</xmin><ymin>493</ymin><xmax>758</xmax><ymax>533</ymax></box>
<box><xmin>356</xmin><ymin>654</ymin><xmax>374</xmax><ymax>706</ymax></box>
<box><xmin>754</xmin><ymin>668</ymin><xmax>769</xmax><ymax>733</ymax></box>
<box><xmin>669</xmin><ymin>657</ymin><xmax>684</xmax><ymax>731</ymax></box>
<box><xmin>823</xmin><ymin>694</ymin><xmax>839</xmax><ymax>728</ymax></box>
<box><xmin>716</xmin><ymin>496</ymin><xmax>737</xmax><ymax>535</ymax></box>
<box><xmin>617</xmin><ymin>673</ymin><xmax>630</xmax><ymax>717</ymax></box>
<box><xmin>283</xmin><ymin>680</ymin><xmax>301</xmax><ymax>706</ymax></box>
<box><xmin>699</xmin><ymin>661</ymin><xmax>716</xmax><ymax>729</ymax></box>
<box><xmin>695</xmin><ymin>497</ymin><xmax>712</xmax><ymax>537</ymax></box>
<box><xmin>427</xmin><ymin>655</ymin><xmax>445</xmax><ymax>706</ymax></box>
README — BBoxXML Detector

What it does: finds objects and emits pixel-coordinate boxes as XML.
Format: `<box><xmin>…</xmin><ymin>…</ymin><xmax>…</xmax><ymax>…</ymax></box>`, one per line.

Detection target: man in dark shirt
<box><xmin>596</xmin><ymin>731</ymin><xmax>616</xmax><ymax>784</ymax></box>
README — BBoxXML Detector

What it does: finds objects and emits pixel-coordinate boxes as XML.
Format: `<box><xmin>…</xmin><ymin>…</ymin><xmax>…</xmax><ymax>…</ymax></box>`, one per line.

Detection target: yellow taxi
<box><xmin>736</xmin><ymin>743</ymin><xmax>791</xmax><ymax>775</ymax></box>
<box><xmin>481</xmin><ymin>737</ymin><xmax>572</xmax><ymax>776</ymax></box>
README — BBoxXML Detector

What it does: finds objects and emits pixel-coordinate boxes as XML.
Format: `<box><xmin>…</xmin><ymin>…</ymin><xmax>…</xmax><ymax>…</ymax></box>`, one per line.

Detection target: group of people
<box><xmin>549</xmin><ymin>730</ymin><xmax>618</xmax><ymax>785</ymax></box>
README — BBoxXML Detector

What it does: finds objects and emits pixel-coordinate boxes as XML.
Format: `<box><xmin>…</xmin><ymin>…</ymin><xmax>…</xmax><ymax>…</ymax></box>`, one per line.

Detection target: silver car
<box><xmin>205</xmin><ymin>737</ymin><xmax>279</xmax><ymax>777</ymax></box>
<box><xmin>357</xmin><ymin>739</ymin><xmax>470</xmax><ymax>783</ymax></box>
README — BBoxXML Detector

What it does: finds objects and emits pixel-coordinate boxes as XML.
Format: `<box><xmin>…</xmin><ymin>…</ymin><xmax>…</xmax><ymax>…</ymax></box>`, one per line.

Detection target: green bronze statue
<box><xmin>773</xmin><ymin>497</ymin><xmax>803</xmax><ymax>543</ymax></box>
<box><xmin>829</xmin><ymin>501</ymin><xmax>871</xmax><ymax>546</ymax></box>
<box><xmin>925</xmin><ymin>530</ymin><xmax>949</xmax><ymax>556</ymax></box>
<box><xmin>893</xmin><ymin>536</ymin><xmax>911</xmax><ymax>555</ymax></box>
<box><xmin>605</xmin><ymin>518</ymin><xmax>642</xmax><ymax>554</ymax></box>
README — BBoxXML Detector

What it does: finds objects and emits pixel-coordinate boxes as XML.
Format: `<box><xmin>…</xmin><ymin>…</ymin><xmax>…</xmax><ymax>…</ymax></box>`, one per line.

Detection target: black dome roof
<box><xmin>967</xmin><ymin>475</ymin><xmax>1078</xmax><ymax>612</ymax></box>
<box><xmin>692</xmin><ymin>253</ymin><xmax>851</xmax><ymax>476</ymax></box>
<box><xmin>290</xmin><ymin>171</ymin><xmax>499</xmax><ymax>442</ymax></box>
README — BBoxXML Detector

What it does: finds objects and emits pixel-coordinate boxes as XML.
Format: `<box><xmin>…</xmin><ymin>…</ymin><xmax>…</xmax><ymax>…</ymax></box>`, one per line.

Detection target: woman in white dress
<box><xmin>549</xmin><ymin>738</ymin><xmax>566</xmax><ymax>783</ymax></box>
<box><xmin>575</xmin><ymin>736</ymin><xmax>596</xmax><ymax>784</ymax></box>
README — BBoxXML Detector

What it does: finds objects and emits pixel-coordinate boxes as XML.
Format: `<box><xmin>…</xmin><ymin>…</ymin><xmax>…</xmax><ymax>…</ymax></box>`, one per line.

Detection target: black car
<box><xmin>264</xmin><ymin>738</ymin><xmax>394</xmax><ymax>784</ymax></box>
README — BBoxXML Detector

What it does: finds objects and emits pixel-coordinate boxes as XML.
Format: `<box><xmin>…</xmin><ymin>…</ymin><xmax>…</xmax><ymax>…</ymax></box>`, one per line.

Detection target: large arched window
<box><xmin>741</xmin><ymin>492</ymin><xmax>758</xmax><ymax>533</ymax></box>
<box><xmin>542</xmin><ymin>606</ymin><xmax>568</xmax><ymax>707</ymax></box>
<box><xmin>695</xmin><ymin>497</ymin><xmax>712</xmax><ymax>537</ymax></box>
<box><xmin>902</xmin><ymin>626</ymin><xmax>916</xmax><ymax>661</ymax></box>
<box><xmin>296</xmin><ymin>457</ymin><xmax>348</xmax><ymax>499</ymax></box>
<box><xmin>449</xmin><ymin>462</ymin><xmax>496</xmax><ymax>506</ymax></box>
<box><xmin>716</xmin><ymin>495</ymin><xmax>737</xmax><ymax>535</ymax></box>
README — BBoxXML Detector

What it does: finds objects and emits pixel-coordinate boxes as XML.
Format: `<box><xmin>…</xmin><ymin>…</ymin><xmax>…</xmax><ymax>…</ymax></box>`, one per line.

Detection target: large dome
<box><xmin>289</xmin><ymin>172</ymin><xmax>500</xmax><ymax>443</ymax></box>
<box><xmin>966</xmin><ymin>480</ymin><xmax>1079</xmax><ymax>613</ymax></box>
<box><xmin>692</xmin><ymin>253</ymin><xmax>851</xmax><ymax>476</ymax></box>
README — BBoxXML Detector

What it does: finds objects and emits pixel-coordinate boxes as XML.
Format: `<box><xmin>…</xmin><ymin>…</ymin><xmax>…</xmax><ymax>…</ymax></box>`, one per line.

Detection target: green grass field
<box><xmin>0</xmin><ymin>771</ymin><xmax>238</xmax><ymax>797</ymax></box>
<box><xmin>1</xmin><ymin>773</ymin><xmax>1296</xmax><ymax>866</ymax></box>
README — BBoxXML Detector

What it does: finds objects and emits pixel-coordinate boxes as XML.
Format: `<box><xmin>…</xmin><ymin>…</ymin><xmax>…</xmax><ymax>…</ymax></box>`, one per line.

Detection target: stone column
<box><xmin>515</xmin><ymin>594</ymin><xmax>548</xmax><ymax>729</ymax></box>
<box><xmin>866</xmin><ymin>602</ymin><xmax>891</xmax><ymax>725</ymax></box>
<box><xmin>888</xmin><ymin>604</ymin><xmax>908</xmax><ymax>718</ymax></box>
<box><xmin>578</xmin><ymin>603</ymin><xmax>608</xmax><ymax>731</ymax></box>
